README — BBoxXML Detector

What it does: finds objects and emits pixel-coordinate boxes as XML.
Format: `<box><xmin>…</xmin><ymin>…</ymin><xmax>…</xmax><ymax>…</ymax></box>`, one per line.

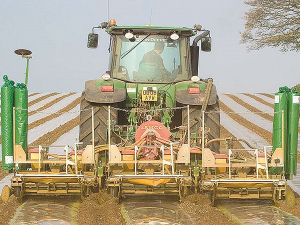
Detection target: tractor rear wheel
<box><xmin>79</xmin><ymin>93</ymin><xmax>118</xmax><ymax>147</ymax></box>
<box><xmin>182</xmin><ymin>101</ymin><xmax>220</xmax><ymax>152</ymax></box>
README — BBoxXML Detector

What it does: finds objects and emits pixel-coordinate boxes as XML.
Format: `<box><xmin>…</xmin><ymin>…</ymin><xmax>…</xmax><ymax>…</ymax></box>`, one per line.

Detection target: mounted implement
<box><xmin>79</xmin><ymin>20</ymin><xmax>220</xmax><ymax>198</ymax></box>
<box><xmin>10</xmin><ymin>144</ymin><xmax>97</xmax><ymax>200</ymax></box>
<box><xmin>5</xmin><ymin>20</ymin><xmax>288</xmax><ymax>203</ymax></box>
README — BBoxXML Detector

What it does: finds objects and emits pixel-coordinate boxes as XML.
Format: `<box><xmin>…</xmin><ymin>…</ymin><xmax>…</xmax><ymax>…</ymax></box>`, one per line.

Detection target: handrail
<box><xmin>226</xmin><ymin>148</ymin><xmax>269</xmax><ymax>179</ymax></box>
<box><xmin>131</xmin><ymin>145</ymin><xmax>175</xmax><ymax>176</ymax></box>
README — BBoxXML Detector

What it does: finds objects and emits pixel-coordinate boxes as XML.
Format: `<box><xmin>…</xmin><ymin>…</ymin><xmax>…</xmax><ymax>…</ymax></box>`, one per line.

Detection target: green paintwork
<box><xmin>163</xmin><ymin>110</ymin><xmax>172</xmax><ymax>129</ymax></box>
<box><xmin>124</xmin><ymin>83</ymin><xmax>176</xmax><ymax>108</ymax></box>
<box><xmin>137</xmin><ymin>84</ymin><xmax>175</xmax><ymax>108</ymax></box>
<box><xmin>175</xmin><ymin>80</ymin><xmax>206</xmax><ymax>91</ymax></box>
<box><xmin>94</xmin><ymin>78</ymin><xmax>126</xmax><ymax>89</ymax></box>
<box><xmin>125</xmin><ymin>83</ymin><xmax>137</xmax><ymax>107</ymax></box>
<box><xmin>1</xmin><ymin>75</ymin><xmax>15</xmax><ymax>171</ymax></box>
<box><xmin>128</xmin><ymin>110</ymin><xmax>137</xmax><ymax>125</ymax></box>
<box><xmin>193</xmin><ymin>167</ymin><xmax>200</xmax><ymax>176</ymax></box>
<box><xmin>272</xmin><ymin>87</ymin><xmax>289</xmax><ymax>174</ymax></box>
<box><xmin>288</xmin><ymin>88</ymin><xmax>299</xmax><ymax>175</ymax></box>
<box><xmin>25</xmin><ymin>58</ymin><xmax>30</xmax><ymax>86</ymax></box>
<box><xmin>14</xmin><ymin>83</ymin><xmax>28</xmax><ymax>156</ymax></box>
<box><xmin>97</xmin><ymin>167</ymin><xmax>104</xmax><ymax>176</ymax></box>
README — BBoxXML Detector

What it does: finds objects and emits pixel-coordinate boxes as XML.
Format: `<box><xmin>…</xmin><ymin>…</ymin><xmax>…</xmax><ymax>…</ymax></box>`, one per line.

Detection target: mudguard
<box><xmin>175</xmin><ymin>81</ymin><xmax>217</xmax><ymax>106</ymax></box>
<box><xmin>84</xmin><ymin>78</ymin><xmax>126</xmax><ymax>103</ymax></box>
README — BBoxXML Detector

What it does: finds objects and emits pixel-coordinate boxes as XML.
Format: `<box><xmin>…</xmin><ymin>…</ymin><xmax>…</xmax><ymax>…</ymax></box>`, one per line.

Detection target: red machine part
<box><xmin>135</xmin><ymin>121</ymin><xmax>172</xmax><ymax>160</ymax></box>
<box><xmin>135</xmin><ymin>120</ymin><xmax>171</xmax><ymax>142</ymax></box>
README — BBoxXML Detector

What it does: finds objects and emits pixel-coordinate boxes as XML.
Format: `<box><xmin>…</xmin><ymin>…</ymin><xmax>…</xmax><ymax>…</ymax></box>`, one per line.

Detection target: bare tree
<box><xmin>241</xmin><ymin>0</ymin><xmax>300</xmax><ymax>51</ymax></box>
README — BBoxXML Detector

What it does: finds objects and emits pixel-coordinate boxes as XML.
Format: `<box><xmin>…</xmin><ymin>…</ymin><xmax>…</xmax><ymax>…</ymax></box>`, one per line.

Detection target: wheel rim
<box><xmin>1</xmin><ymin>185</ymin><xmax>11</xmax><ymax>202</ymax></box>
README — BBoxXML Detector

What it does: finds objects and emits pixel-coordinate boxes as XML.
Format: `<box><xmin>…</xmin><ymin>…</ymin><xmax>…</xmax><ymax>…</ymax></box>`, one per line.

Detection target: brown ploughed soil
<box><xmin>0</xmin><ymin>195</ymin><xmax>20</xmax><ymax>225</ymax></box>
<box><xmin>258</xmin><ymin>93</ymin><xmax>274</xmax><ymax>99</ymax></box>
<box><xmin>30</xmin><ymin>116</ymin><xmax>79</xmax><ymax>146</ymax></box>
<box><xmin>244</xmin><ymin>93</ymin><xmax>274</xmax><ymax>109</ymax></box>
<box><xmin>220</xmin><ymin>126</ymin><xmax>244</xmax><ymax>150</ymax></box>
<box><xmin>180</xmin><ymin>194</ymin><xmax>238</xmax><ymax>225</ymax></box>
<box><xmin>77</xmin><ymin>192</ymin><xmax>125</xmax><ymax>225</ymax></box>
<box><xmin>0</xmin><ymin>162</ymin><xmax>8</xmax><ymax>181</ymax></box>
<box><xmin>276</xmin><ymin>187</ymin><xmax>300</xmax><ymax>219</ymax></box>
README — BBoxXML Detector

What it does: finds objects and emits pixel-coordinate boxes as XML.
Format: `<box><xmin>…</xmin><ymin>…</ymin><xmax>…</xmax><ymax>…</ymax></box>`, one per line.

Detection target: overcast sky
<box><xmin>0</xmin><ymin>0</ymin><xmax>298</xmax><ymax>94</ymax></box>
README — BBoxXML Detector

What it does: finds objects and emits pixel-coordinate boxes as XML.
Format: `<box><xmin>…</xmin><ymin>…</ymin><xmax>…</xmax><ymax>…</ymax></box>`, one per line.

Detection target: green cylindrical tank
<box><xmin>1</xmin><ymin>75</ymin><xmax>15</xmax><ymax>171</ymax></box>
<box><xmin>14</xmin><ymin>83</ymin><xmax>28</xmax><ymax>155</ymax></box>
<box><xmin>288</xmin><ymin>88</ymin><xmax>299</xmax><ymax>175</ymax></box>
<box><xmin>272</xmin><ymin>86</ymin><xmax>289</xmax><ymax>173</ymax></box>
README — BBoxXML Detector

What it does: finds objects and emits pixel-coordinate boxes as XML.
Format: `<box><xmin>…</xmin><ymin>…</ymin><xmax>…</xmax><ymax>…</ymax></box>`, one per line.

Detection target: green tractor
<box><xmin>80</xmin><ymin>21</ymin><xmax>219</xmax><ymax>150</ymax></box>
<box><xmin>79</xmin><ymin>20</ymin><xmax>220</xmax><ymax>197</ymax></box>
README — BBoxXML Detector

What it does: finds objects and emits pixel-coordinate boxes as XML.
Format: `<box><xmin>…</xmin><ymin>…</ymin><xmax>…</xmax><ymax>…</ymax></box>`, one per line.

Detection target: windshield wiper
<box><xmin>121</xmin><ymin>33</ymin><xmax>151</xmax><ymax>59</ymax></box>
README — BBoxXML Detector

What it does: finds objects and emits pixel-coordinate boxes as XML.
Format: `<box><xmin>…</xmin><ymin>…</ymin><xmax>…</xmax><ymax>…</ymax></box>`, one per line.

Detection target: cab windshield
<box><xmin>111</xmin><ymin>35</ymin><xmax>190</xmax><ymax>83</ymax></box>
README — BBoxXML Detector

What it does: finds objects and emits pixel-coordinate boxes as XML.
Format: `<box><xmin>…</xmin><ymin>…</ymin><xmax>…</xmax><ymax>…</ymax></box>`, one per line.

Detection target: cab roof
<box><xmin>106</xmin><ymin>26</ymin><xmax>196</xmax><ymax>37</ymax></box>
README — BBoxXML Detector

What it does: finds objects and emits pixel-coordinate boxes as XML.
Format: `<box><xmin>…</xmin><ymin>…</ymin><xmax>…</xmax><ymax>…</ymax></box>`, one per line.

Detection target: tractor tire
<box><xmin>79</xmin><ymin>93</ymin><xmax>118</xmax><ymax>147</ymax></box>
<box><xmin>182</xmin><ymin>101</ymin><xmax>220</xmax><ymax>152</ymax></box>
<box><xmin>1</xmin><ymin>185</ymin><xmax>10</xmax><ymax>203</ymax></box>
<box><xmin>285</xmin><ymin>190</ymin><xmax>296</xmax><ymax>207</ymax></box>
<box><xmin>108</xmin><ymin>186</ymin><xmax>119</xmax><ymax>198</ymax></box>
<box><xmin>14</xmin><ymin>186</ymin><xmax>23</xmax><ymax>203</ymax></box>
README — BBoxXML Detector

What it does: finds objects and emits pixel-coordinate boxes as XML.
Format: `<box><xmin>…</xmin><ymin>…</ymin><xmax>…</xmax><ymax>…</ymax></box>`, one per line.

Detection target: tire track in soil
<box><xmin>243</xmin><ymin>93</ymin><xmax>274</xmax><ymax>109</ymax></box>
<box><xmin>219</xmin><ymin>101</ymin><xmax>272</xmax><ymax>144</ymax></box>
<box><xmin>30</xmin><ymin>116</ymin><xmax>79</xmax><ymax>146</ymax></box>
<box><xmin>28</xmin><ymin>96</ymin><xmax>81</xmax><ymax>130</ymax></box>
<box><xmin>28</xmin><ymin>92</ymin><xmax>75</xmax><ymax>116</ymax></box>
<box><xmin>226</xmin><ymin>94</ymin><xmax>273</xmax><ymax>121</ymax></box>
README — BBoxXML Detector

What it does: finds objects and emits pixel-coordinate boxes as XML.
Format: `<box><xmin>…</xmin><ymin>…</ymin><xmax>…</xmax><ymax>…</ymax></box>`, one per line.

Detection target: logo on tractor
<box><xmin>135</xmin><ymin>121</ymin><xmax>172</xmax><ymax>141</ymax></box>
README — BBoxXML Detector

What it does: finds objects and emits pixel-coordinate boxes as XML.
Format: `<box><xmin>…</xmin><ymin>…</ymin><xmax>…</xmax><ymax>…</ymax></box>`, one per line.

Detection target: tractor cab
<box><xmin>87</xmin><ymin>22</ymin><xmax>211</xmax><ymax>84</ymax></box>
<box><xmin>109</xmin><ymin>29</ymin><xmax>190</xmax><ymax>83</ymax></box>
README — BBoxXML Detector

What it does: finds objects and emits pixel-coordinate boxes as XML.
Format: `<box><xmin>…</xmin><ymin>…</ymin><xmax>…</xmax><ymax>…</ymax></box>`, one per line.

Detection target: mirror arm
<box><xmin>192</xmin><ymin>30</ymin><xmax>210</xmax><ymax>46</ymax></box>
<box><xmin>92</xmin><ymin>26</ymin><xmax>101</xmax><ymax>33</ymax></box>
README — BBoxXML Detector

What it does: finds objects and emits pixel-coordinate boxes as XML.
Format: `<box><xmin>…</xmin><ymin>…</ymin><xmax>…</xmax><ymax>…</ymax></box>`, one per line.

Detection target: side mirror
<box><xmin>201</xmin><ymin>37</ymin><xmax>211</xmax><ymax>52</ymax></box>
<box><xmin>87</xmin><ymin>33</ymin><xmax>98</xmax><ymax>48</ymax></box>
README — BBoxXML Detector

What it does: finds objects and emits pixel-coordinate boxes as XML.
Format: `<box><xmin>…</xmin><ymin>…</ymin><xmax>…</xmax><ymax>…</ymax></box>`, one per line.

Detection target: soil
<box><xmin>276</xmin><ymin>187</ymin><xmax>300</xmax><ymax>219</ymax></box>
<box><xmin>28</xmin><ymin>92</ymin><xmax>59</xmax><ymax>107</ymax></box>
<box><xmin>0</xmin><ymin>162</ymin><xmax>8</xmax><ymax>181</ymax></box>
<box><xmin>77</xmin><ymin>191</ymin><xmax>125</xmax><ymax>225</ymax></box>
<box><xmin>220</xmin><ymin>126</ymin><xmax>244</xmax><ymax>149</ymax></box>
<box><xmin>28</xmin><ymin>95</ymin><xmax>80</xmax><ymax>130</ymax></box>
<box><xmin>28</xmin><ymin>92</ymin><xmax>75</xmax><ymax>116</ymax></box>
<box><xmin>258</xmin><ymin>93</ymin><xmax>274</xmax><ymax>99</ymax></box>
<box><xmin>30</xmin><ymin>116</ymin><xmax>79</xmax><ymax>146</ymax></box>
<box><xmin>0</xmin><ymin>195</ymin><xmax>20</xmax><ymax>225</ymax></box>
<box><xmin>179</xmin><ymin>194</ymin><xmax>238</xmax><ymax>225</ymax></box>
